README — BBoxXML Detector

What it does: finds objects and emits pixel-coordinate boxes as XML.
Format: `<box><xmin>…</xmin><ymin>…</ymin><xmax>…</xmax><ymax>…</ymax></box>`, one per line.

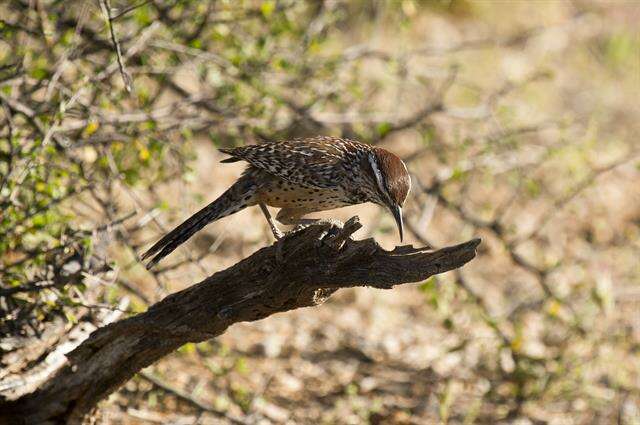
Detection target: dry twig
<box><xmin>99</xmin><ymin>0</ymin><xmax>133</xmax><ymax>93</ymax></box>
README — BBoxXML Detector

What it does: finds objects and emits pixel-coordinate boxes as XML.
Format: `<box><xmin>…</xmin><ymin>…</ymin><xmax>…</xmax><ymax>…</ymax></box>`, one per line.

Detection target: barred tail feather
<box><xmin>142</xmin><ymin>177</ymin><xmax>256</xmax><ymax>269</ymax></box>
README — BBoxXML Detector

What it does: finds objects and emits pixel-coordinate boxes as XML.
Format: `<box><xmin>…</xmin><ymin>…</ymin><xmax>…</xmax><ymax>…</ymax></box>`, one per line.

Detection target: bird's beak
<box><xmin>391</xmin><ymin>204</ymin><xmax>403</xmax><ymax>242</ymax></box>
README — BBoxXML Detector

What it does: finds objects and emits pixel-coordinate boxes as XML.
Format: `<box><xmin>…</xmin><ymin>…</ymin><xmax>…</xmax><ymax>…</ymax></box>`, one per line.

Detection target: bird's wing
<box><xmin>219</xmin><ymin>137</ymin><xmax>366</xmax><ymax>188</ymax></box>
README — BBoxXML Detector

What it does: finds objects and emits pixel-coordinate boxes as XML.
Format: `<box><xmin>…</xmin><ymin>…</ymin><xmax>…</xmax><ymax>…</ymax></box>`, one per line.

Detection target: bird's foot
<box><xmin>287</xmin><ymin>218</ymin><xmax>342</xmax><ymax>234</ymax></box>
<box><xmin>271</xmin><ymin>226</ymin><xmax>285</xmax><ymax>240</ymax></box>
<box><xmin>312</xmin><ymin>219</ymin><xmax>345</xmax><ymax>245</ymax></box>
<box><xmin>290</xmin><ymin>223</ymin><xmax>312</xmax><ymax>234</ymax></box>
<box><xmin>282</xmin><ymin>218</ymin><xmax>345</xmax><ymax>246</ymax></box>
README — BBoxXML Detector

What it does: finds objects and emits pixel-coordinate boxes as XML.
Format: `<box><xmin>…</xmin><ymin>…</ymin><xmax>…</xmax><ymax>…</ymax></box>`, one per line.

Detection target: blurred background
<box><xmin>1</xmin><ymin>0</ymin><xmax>639</xmax><ymax>423</ymax></box>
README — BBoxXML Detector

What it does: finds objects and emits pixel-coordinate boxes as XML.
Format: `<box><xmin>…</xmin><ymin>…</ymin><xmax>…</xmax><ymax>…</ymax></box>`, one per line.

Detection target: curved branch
<box><xmin>0</xmin><ymin>217</ymin><xmax>480</xmax><ymax>424</ymax></box>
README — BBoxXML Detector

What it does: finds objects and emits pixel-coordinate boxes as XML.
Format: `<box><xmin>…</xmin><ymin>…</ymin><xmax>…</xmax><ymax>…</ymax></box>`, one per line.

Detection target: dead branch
<box><xmin>99</xmin><ymin>0</ymin><xmax>133</xmax><ymax>93</ymax></box>
<box><xmin>0</xmin><ymin>217</ymin><xmax>480</xmax><ymax>424</ymax></box>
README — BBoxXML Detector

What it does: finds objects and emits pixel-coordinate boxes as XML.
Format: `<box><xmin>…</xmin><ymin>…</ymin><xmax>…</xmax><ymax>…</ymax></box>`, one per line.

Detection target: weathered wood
<box><xmin>0</xmin><ymin>217</ymin><xmax>480</xmax><ymax>424</ymax></box>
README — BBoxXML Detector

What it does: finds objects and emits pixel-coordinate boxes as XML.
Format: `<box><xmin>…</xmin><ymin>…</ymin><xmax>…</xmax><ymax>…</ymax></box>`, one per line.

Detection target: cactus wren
<box><xmin>142</xmin><ymin>136</ymin><xmax>411</xmax><ymax>268</ymax></box>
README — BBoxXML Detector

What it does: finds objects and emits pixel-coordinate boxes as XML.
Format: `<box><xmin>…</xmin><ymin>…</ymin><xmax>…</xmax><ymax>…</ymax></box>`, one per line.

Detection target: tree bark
<box><xmin>0</xmin><ymin>217</ymin><xmax>480</xmax><ymax>424</ymax></box>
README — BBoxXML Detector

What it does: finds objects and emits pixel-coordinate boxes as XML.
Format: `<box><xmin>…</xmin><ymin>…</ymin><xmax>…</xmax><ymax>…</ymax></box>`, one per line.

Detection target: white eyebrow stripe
<box><xmin>368</xmin><ymin>153</ymin><xmax>386</xmax><ymax>196</ymax></box>
<box><xmin>401</xmin><ymin>160</ymin><xmax>411</xmax><ymax>195</ymax></box>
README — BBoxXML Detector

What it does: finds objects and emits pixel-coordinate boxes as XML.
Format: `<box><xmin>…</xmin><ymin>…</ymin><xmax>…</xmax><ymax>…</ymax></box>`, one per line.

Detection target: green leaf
<box><xmin>450</xmin><ymin>167</ymin><xmax>467</xmax><ymax>182</ymax></box>
<box><xmin>234</xmin><ymin>357</ymin><xmax>249</xmax><ymax>374</ymax></box>
<box><xmin>32</xmin><ymin>214</ymin><xmax>47</xmax><ymax>229</ymax></box>
<box><xmin>178</xmin><ymin>342</ymin><xmax>196</xmax><ymax>354</ymax></box>
<box><xmin>65</xmin><ymin>311</ymin><xmax>78</xmax><ymax>324</ymax></box>
<box><xmin>376</xmin><ymin>122</ymin><xmax>392</xmax><ymax>138</ymax></box>
<box><xmin>525</xmin><ymin>178</ymin><xmax>541</xmax><ymax>197</ymax></box>
<box><xmin>260</xmin><ymin>0</ymin><xmax>276</xmax><ymax>18</ymax></box>
<box><xmin>30</xmin><ymin>66</ymin><xmax>50</xmax><ymax>80</ymax></box>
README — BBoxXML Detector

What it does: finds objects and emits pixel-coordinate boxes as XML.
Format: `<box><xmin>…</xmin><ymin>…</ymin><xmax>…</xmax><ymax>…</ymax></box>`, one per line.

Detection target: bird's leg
<box><xmin>259</xmin><ymin>203</ymin><xmax>284</xmax><ymax>240</ymax></box>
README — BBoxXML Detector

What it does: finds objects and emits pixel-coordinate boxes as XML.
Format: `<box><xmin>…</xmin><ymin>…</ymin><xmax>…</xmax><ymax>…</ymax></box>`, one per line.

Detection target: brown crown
<box><xmin>373</xmin><ymin>148</ymin><xmax>411</xmax><ymax>206</ymax></box>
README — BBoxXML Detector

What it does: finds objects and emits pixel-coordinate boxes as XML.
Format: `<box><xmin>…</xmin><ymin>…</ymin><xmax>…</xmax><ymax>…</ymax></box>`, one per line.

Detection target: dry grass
<box><xmin>1</xmin><ymin>1</ymin><xmax>638</xmax><ymax>424</ymax></box>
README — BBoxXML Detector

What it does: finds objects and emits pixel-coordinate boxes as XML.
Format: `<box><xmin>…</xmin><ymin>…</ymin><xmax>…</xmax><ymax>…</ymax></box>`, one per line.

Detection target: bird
<box><xmin>141</xmin><ymin>136</ymin><xmax>411</xmax><ymax>268</ymax></box>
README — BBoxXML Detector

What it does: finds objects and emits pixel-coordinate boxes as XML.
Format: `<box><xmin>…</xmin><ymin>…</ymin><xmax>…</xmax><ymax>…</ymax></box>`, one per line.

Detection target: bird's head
<box><xmin>366</xmin><ymin>147</ymin><xmax>411</xmax><ymax>241</ymax></box>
